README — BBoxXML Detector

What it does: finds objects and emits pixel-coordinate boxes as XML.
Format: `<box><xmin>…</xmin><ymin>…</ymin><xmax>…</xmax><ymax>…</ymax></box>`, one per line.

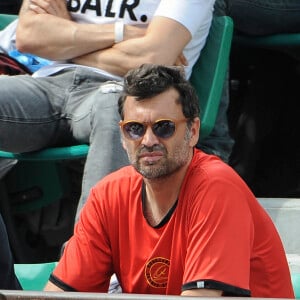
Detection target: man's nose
<box><xmin>141</xmin><ymin>126</ymin><xmax>160</xmax><ymax>147</ymax></box>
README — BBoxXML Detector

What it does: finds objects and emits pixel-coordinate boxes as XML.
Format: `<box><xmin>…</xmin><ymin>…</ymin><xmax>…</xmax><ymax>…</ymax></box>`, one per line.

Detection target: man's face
<box><xmin>120</xmin><ymin>88</ymin><xmax>200</xmax><ymax>179</ymax></box>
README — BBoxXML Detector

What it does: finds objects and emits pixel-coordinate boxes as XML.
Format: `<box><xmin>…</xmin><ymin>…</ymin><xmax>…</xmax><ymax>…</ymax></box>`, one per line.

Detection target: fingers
<box><xmin>175</xmin><ymin>53</ymin><xmax>188</xmax><ymax>66</ymax></box>
<box><xmin>29</xmin><ymin>0</ymin><xmax>56</xmax><ymax>14</ymax></box>
<box><xmin>29</xmin><ymin>3</ymin><xmax>48</xmax><ymax>14</ymax></box>
<box><xmin>28</xmin><ymin>0</ymin><xmax>70</xmax><ymax>19</ymax></box>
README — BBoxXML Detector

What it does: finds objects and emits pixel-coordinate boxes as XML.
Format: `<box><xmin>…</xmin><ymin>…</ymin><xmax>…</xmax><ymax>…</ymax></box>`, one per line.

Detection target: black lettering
<box><xmin>67</xmin><ymin>0</ymin><xmax>80</xmax><ymax>12</ymax></box>
<box><xmin>119</xmin><ymin>0</ymin><xmax>139</xmax><ymax>21</ymax></box>
<box><xmin>105</xmin><ymin>0</ymin><xmax>116</xmax><ymax>18</ymax></box>
<box><xmin>82</xmin><ymin>0</ymin><xmax>102</xmax><ymax>16</ymax></box>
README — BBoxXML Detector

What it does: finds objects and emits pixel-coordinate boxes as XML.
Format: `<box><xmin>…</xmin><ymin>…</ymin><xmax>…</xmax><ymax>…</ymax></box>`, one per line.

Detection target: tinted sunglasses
<box><xmin>119</xmin><ymin>118</ymin><xmax>188</xmax><ymax>140</ymax></box>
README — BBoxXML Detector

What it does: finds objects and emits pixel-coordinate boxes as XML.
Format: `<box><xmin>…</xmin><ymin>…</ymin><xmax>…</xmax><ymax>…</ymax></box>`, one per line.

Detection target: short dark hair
<box><xmin>118</xmin><ymin>64</ymin><xmax>200</xmax><ymax>121</ymax></box>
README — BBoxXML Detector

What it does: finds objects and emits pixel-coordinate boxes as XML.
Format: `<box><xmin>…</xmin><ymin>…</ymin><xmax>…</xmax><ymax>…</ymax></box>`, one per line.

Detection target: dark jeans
<box><xmin>0</xmin><ymin>213</ymin><xmax>22</xmax><ymax>289</ymax></box>
<box><xmin>0</xmin><ymin>0</ymin><xmax>22</xmax><ymax>14</ymax></box>
<box><xmin>227</xmin><ymin>0</ymin><xmax>300</xmax><ymax>35</ymax></box>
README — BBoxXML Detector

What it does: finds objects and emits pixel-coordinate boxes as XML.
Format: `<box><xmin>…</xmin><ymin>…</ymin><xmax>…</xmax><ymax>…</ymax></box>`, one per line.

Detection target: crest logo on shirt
<box><xmin>145</xmin><ymin>257</ymin><xmax>170</xmax><ymax>288</ymax></box>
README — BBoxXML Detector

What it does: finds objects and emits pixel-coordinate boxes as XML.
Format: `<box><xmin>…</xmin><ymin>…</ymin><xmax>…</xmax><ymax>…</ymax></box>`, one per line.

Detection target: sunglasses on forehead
<box><xmin>119</xmin><ymin>118</ymin><xmax>188</xmax><ymax>140</ymax></box>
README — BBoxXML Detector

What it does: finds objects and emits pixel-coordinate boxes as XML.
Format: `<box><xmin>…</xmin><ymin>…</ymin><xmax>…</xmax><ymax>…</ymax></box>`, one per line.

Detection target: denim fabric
<box><xmin>0</xmin><ymin>159</ymin><xmax>17</xmax><ymax>179</ymax></box>
<box><xmin>227</xmin><ymin>0</ymin><xmax>300</xmax><ymax>35</ymax></box>
<box><xmin>0</xmin><ymin>67</ymin><xmax>129</xmax><ymax>221</ymax></box>
<box><xmin>214</xmin><ymin>0</ymin><xmax>227</xmax><ymax>16</ymax></box>
<box><xmin>0</xmin><ymin>213</ymin><xmax>22</xmax><ymax>289</ymax></box>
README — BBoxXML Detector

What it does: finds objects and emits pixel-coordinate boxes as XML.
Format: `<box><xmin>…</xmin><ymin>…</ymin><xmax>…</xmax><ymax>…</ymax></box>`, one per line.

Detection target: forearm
<box><xmin>16</xmin><ymin>11</ymin><xmax>116</xmax><ymax>60</ymax></box>
<box><xmin>16</xmin><ymin>0</ymin><xmax>145</xmax><ymax>60</ymax></box>
<box><xmin>44</xmin><ymin>281</ymin><xmax>64</xmax><ymax>292</ymax></box>
<box><xmin>72</xmin><ymin>39</ymin><xmax>157</xmax><ymax>77</ymax></box>
<box><xmin>73</xmin><ymin>17</ymin><xmax>191</xmax><ymax>76</ymax></box>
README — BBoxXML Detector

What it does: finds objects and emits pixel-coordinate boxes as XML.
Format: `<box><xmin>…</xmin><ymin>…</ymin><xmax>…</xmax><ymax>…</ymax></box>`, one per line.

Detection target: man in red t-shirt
<box><xmin>45</xmin><ymin>64</ymin><xmax>295</xmax><ymax>298</ymax></box>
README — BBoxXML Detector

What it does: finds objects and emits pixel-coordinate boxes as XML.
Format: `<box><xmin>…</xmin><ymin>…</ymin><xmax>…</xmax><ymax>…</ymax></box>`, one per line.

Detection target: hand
<box><xmin>175</xmin><ymin>53</ymin><xmax>188</xmax><ymax>66</ymax></box>
<box><xmin>29</xmin><ymin>0</ymin><xmax>71</xmax><ymax>20</ymax></box>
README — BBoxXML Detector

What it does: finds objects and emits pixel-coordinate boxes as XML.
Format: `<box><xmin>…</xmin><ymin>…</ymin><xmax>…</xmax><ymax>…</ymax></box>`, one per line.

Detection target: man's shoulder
<box><xmin>188</xmin><ymin>149</ymin><xmax>247</xmax><ymax>188</ymax></box>
<box><xmin>95</xmin><ymin>165</ymin><xmax>142</xmax><ymax>189</ymax></box>
<box><xmin>89</xmin><ymin>166</ymin><xmax>143</xmax><ymax>215</ymax></box>
<box><xmin>190</xmin><ymin>149</ymin><xmax>229</xmax><ymax>174</ymax></box>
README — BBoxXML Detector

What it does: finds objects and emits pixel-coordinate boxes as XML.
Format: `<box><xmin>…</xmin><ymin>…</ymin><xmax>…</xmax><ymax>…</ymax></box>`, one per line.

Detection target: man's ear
<box><xmin>189</xmin><ymin>117</ymin><xmax>200</xmax><ymax>147</ymax></box>
<box><xmin>120</xmin><ymin>131</ymin><xmax>127</xmax><ymax>151</ymax></box>
<box><xmin>122</xmin><ymin>140</ymin><xmax>127</xmax><ymax>151</ymax></box>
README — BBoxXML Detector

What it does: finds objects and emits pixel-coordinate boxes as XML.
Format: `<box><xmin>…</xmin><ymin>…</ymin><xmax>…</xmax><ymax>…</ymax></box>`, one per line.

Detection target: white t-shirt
<box><xmin>33</xmin><ymin>0</ymin><xmax>215</xmax><ymax>79</ymax></box>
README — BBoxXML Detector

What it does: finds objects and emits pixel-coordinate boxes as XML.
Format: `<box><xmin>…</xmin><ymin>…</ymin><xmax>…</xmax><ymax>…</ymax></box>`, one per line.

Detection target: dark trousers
<box><xmin>0</xmin><ymin>213</ymin><xmax>22</xmax><ymax>289</ymax></box>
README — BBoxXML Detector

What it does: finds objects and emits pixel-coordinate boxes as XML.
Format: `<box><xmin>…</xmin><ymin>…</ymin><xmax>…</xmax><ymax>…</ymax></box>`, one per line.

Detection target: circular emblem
<box><xmin>145</xmin><ymin>257</ymin><xmax>170</xmax><ymax>288</ymax></box>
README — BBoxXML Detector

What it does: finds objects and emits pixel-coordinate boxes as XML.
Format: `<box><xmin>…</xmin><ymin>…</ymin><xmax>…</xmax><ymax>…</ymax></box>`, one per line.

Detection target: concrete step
<box><xmin>258</xmin><ymin>197</ymin><xmax>300</xmax><ymax>273</ymax></box>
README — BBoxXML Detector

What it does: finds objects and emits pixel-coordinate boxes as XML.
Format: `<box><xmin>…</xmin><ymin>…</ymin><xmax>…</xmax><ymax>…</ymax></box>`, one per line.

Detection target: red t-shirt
<box><xmin>51</xmin><ymin>149</ymin><xmax>294</xmax><ymax>298</ymax></box>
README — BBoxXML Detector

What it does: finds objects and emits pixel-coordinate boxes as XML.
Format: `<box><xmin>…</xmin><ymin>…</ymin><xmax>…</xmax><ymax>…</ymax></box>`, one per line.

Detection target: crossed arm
<box><xmin>16</xmin><ymin>0</ymin><xmax>189</xmax><ymax>76</ymax></box>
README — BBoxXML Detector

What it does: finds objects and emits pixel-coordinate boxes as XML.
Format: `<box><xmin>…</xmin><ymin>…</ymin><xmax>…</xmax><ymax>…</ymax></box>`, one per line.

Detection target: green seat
<box><xmin>292</xmin><ymin>273</ymin><xmax>300</xmax><ymax>299</ymax></box>
<box><xmin>233</xmin><ymin>32</ymin><xmax>300</xmax><ymax>49</ymax></box>
<box><xmin>0</xmin><ymin>13</ymin><xmax>17</xmax><ymax>29</ymax></box>
<box><xmin>14</xmin><ymin>262</ymin><xmax>57</xmax><ymax>290</ymax></box>
<box><xmin>190</xmin><ymin>15</ymin><xmax>233</xmax><ymax>139</ymax></box>
<box><xmin>0</xmin><ymin>144</ymin><xmax>89</xmax><ymax>161</ymax></box>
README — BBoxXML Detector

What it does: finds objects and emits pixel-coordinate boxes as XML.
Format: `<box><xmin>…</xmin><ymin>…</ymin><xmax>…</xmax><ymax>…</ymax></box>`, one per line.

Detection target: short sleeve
<box><xmin>154</xmin><ymin>0</ymin><xmax>215</xmax><ymax>35</ymax></box>
<box><xmin>52</xmin><ymin>187</ymin><xmax>113</xmax><ymax>292</ymax></box>
<box><xmin>182</xmin><ymin>174</ymin><xmax>254</xmax><ymax>294</ymax></box>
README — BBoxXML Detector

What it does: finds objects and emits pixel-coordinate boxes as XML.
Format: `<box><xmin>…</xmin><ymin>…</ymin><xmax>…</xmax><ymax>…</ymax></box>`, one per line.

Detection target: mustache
<box><xmin>138</xmin><ymin>144</ymin><xmax>165</xmax><ymax>154</ymax></box>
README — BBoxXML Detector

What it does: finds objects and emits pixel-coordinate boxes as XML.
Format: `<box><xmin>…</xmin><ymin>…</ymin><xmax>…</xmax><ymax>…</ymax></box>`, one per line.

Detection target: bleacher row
<box><xmin>0</xmin><ymin>10</ymin><xmax>299</xmax><ymax>299</ymax></box>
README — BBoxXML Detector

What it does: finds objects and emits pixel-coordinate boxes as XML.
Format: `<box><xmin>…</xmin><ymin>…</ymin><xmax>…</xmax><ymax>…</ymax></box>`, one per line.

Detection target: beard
<box><xmin>129</xmin><ymin>137</ymin><xmax>191</xmax><ymax>180</ymax></box>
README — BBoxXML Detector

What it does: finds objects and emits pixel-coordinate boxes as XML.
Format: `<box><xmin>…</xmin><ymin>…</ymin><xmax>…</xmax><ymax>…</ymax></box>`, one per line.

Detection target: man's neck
<box><xmin>143</xmin><ymin>163</ymin><xmax>189</xmax><ymax>227</ymax></box>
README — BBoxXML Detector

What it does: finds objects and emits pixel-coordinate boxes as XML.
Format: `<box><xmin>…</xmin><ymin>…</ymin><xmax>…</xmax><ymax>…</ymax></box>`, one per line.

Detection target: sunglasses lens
<box><xmin>124</xmin><ymin>122</ymin><xmax>145</xmax><ymax>140</ymax></box>
<box><xmin>153</xmin><ymin>120</ymin><xmax>176</xmax><ymax>138</ymax></box>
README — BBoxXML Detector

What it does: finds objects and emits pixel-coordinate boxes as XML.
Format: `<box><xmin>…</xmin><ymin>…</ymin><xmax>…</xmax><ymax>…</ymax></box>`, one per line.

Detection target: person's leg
<box><xmin>0</xmin><ymin>213</ymin><xmax>22</xmax><ymax>290</ymax></box>
<box><xmin>0</xmin><ymin>72</ymin><xmax>75</xmax><ymax>153</ymax></box>
<box><xmin>227</xmin><ymin>0</ymin><xmax>300</xmax><ymax>35</ymax></box>
<box><xmin>65</xmin><ymin>69</ymin><xmax>129</xmax><ymax>221</ymax></box>
<box><xmin>0</xmin><ymin>159</ymin><xmax>17</xmax><ymax>179</ymax></box>
<box><xmin>0</xmin><ymin>69</ymin><xmax>128</xmax><ymax>223</ymax></box>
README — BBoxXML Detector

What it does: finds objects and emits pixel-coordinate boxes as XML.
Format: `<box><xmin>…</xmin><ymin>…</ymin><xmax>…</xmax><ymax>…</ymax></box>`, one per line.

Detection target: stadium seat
<box><xmin>14</xmin><ymin>262</ymin><xmax>57</xmax><ymax>290</ymax></box>
<box><xmin>0</xmin><ymin>13</ymin><xmax>17</xmax><ymax>28</ymax></box>
<box><xmin>292</xmin><ymin>273</ymin><xmax>300</xmax><ymax>299</ymax></box>
<box><xmin>233</xmin><ymin>32</ymin><xmax>300</xmax><ymax>49</ymax></box>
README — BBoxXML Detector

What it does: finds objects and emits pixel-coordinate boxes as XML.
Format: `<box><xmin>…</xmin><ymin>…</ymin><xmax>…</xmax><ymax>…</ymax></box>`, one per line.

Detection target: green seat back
<box><xmin>0</xmin><ymin>13</ymin><xmax>18</xmax><ymax>30</ymax></box>
<box><xmin>190</xmin><ymin>15</ymin><xmax>233</xmax><ymax>140</ymax></box>
<box><xmin>4</xmin><ymin>161</ymin><xmax>69</xmax><ymax>212</ymax></box>
<box><xmin>292</xmin><ymin>273</ymin><xmax>300</xmax><ymax>299</ymax></box>
<box><xmin>233</xmin><ymin>32</ymin><xmax>300</xmax><ymax>49</ymax></box>
<box><xmin>0</xmin><ymin>144</ymin><xmax>89</xmax><ymax>161</ymax></box>
<box><xmin>14</xmin><ymin>262</ymin><xmax>57</xmax><ymax>290</ymax></box>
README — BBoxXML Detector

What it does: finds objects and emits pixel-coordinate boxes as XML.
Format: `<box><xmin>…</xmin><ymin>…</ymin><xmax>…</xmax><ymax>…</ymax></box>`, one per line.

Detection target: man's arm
<box><xmin>72</xmin><ymin>16</ymin><xmax>191</xmax><ymax>76</ymax></box>
<box><xmin>16</xmin><ymin>0</ymin><xmax>145</xmax><ymax>60</ymax></box>
<box><xmin>44</xmin><ymin>281</ymin><xmax>63</xmax><ymax>292</ymax></box>
<box><xmin>43</xmin><ymin>282</ymin><xmax>223</xmax><ymax>295</ymax></box>
<box><xmin>182</xmin><ymin>289</ymin><xmax>223</xmax><ymax>297</ymax></box>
